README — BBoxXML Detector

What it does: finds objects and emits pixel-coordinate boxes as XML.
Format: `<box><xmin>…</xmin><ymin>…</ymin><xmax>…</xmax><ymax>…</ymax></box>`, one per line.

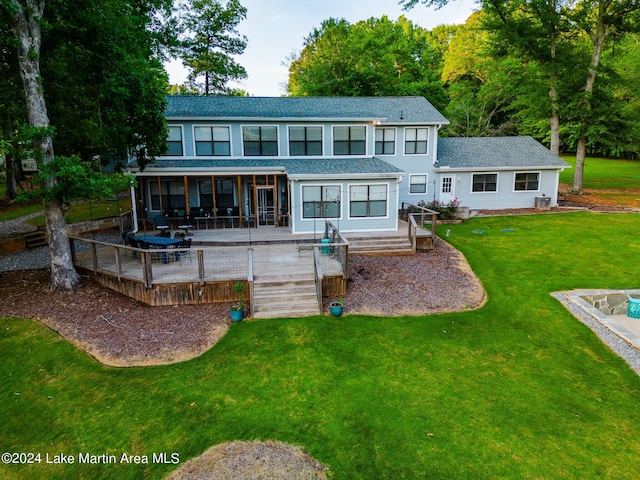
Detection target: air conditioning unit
<box><xmin>534</xmin><ymin>196</ymin><xmax>551</xmax><ymax>210</ymax></box>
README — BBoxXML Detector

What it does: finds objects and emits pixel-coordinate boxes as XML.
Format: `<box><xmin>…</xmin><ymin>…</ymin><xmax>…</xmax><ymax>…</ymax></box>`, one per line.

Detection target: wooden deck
<box><xmin>72</xmin><ymin>219</ymin><xmax>434</xmax><ymax>312</ymax></box>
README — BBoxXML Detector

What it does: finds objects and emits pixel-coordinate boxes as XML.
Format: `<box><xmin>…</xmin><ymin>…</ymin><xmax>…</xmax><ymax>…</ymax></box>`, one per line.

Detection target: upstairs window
<box><xmin>472</xmin><ymin>173</ymin><xmax>498</xmax><ymax>192</ymax></box>
<box><xmin>405</xmin><ymin>128</ymin><xmax>428</xmax><ymax>155</ymax></box>
<box><xmin>243</xmin><ymin>126</ymin><xmax>278</xmax><ymax>156</ymax></box>
<box><xmin>333</xmin><ymin>126</ymin><xmax>366</xmax><ymax>155</ymax></box>
<box><xmin>165</xmin><ymin>126</ymin><xmax>183</xmax><ymax>156</ymax></box>
<box><xmin>514</xmin><ymin>172</ymin><xmax>540</xmax><ymax>191</ymax></box>
<box><xmin>375</xmin><ymin>128</ymin><xmax>395</xmax><ymax>155</ymax></box>
<box><xmin>289</xmin><ymin>126</ymin><xmax>322</xmax><ymax>156</ymax></box>
<box><xmin>195</xmin><ymin>126</ymin><xmax>231</xmax><ymax>156</ymax></box>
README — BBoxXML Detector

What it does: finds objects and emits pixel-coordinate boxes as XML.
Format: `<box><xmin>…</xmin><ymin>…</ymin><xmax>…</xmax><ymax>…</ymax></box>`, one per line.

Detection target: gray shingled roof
<box><xmin>135</xmin><ymin>157</ymin><xmax>404</xmax><ymax>178</ymax></box>
<box><xmin>165</xmin><ymin>95</ymin><xmax>449</xmax><ymax>125</ymax></box>
<box><xmin>436</xmin><ymin>137</ymin><xmax>570</xmax><ymax>170</ymax></box>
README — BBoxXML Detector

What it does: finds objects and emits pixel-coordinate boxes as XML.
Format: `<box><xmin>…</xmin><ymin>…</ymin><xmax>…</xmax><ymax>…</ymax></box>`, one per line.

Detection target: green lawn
<box><xmin>559</xmin><ymin>155</ymin><xmax>640</xmax><ymax>190</ymax></box>
<box><xmin>2</xmin><ymin>212</ymin><xmax>640</xmax><ymax>479</ymax></box>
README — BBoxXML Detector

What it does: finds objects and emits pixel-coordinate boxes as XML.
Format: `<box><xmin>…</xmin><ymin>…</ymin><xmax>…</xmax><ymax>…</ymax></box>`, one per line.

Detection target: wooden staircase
<box><xmin>346</xmin><ymin>233</ymin><xmax>415</xmax><ymax>255</ymax></box>
<box><xmin>24</xmin><ymin>228</ymin><xmax>48</xmax><ymax>249</ymax></box>
<box><xmin>250</xmin><ymin>244</ymin><xmax>321</xmax><ymax>319</ymax></box>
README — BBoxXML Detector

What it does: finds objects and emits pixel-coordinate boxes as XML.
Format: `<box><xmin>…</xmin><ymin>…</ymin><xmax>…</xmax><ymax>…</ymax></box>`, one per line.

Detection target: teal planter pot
<box><xmin>329</xmin><ymin>302</ymin><xmax>343</xmax><ymax>317</ymax></box>
<box><xmin>230</xmin><ymin>309</ymin><xmax>244</xmax><ymax>322</ymax></box>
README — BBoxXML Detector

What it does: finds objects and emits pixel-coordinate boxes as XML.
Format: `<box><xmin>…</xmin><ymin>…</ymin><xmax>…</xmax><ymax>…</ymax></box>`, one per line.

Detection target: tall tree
<box><xmin>568</xmin><ymin>0</ymin><xmax>640</xmax><ymax>193</ymax></box>
<box><xmin>287</xmin><ymin>15</ymin><xmax>447</xmax><ymax>109</ymax></box>
<box><xmin>177</xmin><ymin>0</ymin><xmax>248</xmax><ymax>95</ymax></box>
<box><xmin>1</xmin><ymin>0</ymin><xmax>171</xmax><ymax>291</ymax></box>
<box><xmin>1</xmin><ymin>0</ymin><xmax>79</xmax><ymax>291</ymax></box>
<box><xmin>403</xmin><ymin>0</ymin><xmax>640</xmax><ymax>193</ymax></box>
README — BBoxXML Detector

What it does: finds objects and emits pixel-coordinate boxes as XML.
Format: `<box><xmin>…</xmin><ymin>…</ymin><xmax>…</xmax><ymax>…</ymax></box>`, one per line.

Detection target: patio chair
<box><xmin>153</xmin><ymin>214</ymin><xmax>170</xmax><ymax>237</ymax></box>
<box><xmin>176</xmin><ymin>237</ymin><xmax>192</xmax><ymax>265</ymax></box>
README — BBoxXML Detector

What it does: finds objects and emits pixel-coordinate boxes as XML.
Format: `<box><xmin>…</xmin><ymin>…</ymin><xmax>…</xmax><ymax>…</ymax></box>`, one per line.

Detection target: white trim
<box><xmin>241</xmin><ymin>124</ymin><xmax>280</xmax><ymax>157</ymax></box>
<box><xmin>347</xmin><ymin>182</ymin><xmax>390</xmax><ymax>220</ymax></box>
<box><xmin>471</xmin><ymin>172</ymin><xmax>500</xmax><ymax>194</ymax></box>
<box><xmin>512</xmin><ymin>171</ymin><xmax>542</xmax><ymax>193</ymax></box>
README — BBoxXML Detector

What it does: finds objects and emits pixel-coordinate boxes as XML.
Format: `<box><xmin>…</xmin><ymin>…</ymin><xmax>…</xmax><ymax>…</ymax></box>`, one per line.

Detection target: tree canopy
<box><xmin>286</xmin><ymin>15</ymin><xmax>447</xmax><ymax>110</ymax></box>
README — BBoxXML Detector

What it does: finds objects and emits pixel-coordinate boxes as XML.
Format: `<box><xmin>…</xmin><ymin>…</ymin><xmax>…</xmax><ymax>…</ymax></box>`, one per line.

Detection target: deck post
<box><xmin>114</xmin><ymin>246</ymin><xmax>122</xmax><ymax>281</ymax></box>
<box><xmin>198</xmin><ymin>249</ymin><xmax>205</xmax><ymax>286</ymax></box>
<box><xmin>142</xmin><ymin>251</ymin><xmax>153</xmax><ymax>287</ymax></box>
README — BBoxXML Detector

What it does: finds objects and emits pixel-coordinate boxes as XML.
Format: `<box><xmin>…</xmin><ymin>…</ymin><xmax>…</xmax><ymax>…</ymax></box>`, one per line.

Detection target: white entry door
<box><xmin>440</xmin><ymin>175</ymin><xmax>455</xmax><ymax>203</ymax></box>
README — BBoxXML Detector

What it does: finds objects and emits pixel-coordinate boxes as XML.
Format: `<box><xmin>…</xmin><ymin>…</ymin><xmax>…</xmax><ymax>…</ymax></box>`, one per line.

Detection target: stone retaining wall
<box><xmin>581</xmin><ymin>293</ymin><xmax>638</xmax><ymax>315</ymax></box>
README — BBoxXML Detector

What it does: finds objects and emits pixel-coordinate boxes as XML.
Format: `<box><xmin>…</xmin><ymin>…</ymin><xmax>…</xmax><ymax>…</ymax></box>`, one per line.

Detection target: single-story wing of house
<box><xmin>125</xmin><ymin>95</ymin><xmax>570</xmax><ymax>234</ymax></box>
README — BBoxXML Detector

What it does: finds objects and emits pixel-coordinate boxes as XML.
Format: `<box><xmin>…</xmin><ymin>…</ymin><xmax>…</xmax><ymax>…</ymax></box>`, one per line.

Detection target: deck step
<box><xmin>251</xmin><ymin>273</ymin><xmax>320</xmax><ymax>318</ymax></box>
<box><xmin>346</xmin><ymin>235</ymin><xmax>414</xmax><ymax>255</ymax></box>
<box><xmin>24</xmin><ymin>229</ymin><xmax>48</xmax><ymax>249</ymax></box>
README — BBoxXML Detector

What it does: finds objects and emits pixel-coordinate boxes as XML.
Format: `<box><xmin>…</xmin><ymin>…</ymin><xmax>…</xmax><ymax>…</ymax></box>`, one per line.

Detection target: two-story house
<box><xmin>127</xmin><ymin>96</ymin><xmax>569</xmax><ymax>234</ymax></box>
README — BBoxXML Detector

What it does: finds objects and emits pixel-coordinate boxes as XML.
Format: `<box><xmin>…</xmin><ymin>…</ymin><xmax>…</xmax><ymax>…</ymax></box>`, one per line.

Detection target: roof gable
<box><xmin>437</xmin><ymin>137</ymin><xmax>570</xmax><ymax>170</ymax></box>
<box><xmin>165</xmin><ymin>95</ymin><xmax>449</xmax><ymax>125</ymax></box>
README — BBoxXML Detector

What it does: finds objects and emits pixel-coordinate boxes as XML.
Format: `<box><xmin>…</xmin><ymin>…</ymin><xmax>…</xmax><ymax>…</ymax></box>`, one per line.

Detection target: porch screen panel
<box><xmin>199</xmin><ymin>180</ymin><xmax>213</xmax><ymax>208</ymax></box>
<box><xmin>150</xmin><ymin>180</ymin><xmax>185</xmax><ymax>211</ymax></box>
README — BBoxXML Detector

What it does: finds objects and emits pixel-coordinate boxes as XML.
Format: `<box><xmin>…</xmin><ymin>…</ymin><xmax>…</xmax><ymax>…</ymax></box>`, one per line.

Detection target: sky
<box><xmin>165</xmin><ymin>0</ymin><xmax>477</xmax><ymax>97</ymax></box>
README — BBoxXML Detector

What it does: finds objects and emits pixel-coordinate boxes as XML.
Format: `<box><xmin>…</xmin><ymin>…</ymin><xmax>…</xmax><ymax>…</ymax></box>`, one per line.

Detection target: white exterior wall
<box><xmin>441</xmin><ymin>169</ymin><xmax>560</xmax><ymax>210</ymax></box>
<box><xmin>290</xmin><ymin>178</ymin><xmax>399</xmax><ymax>234</ymax></box>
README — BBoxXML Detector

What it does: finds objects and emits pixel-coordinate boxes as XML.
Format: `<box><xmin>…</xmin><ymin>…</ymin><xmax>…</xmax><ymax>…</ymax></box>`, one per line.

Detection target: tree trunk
<box><xmin>572</xmin><ymin>137</ymin><xmax>587</xmax><ymax>194</ymax></box>
<box><xmin>571</xmin><ymin>8</ymin><xmax>607</xmax><ymax>195</ymax></box>
<box><xmin>5</xmin><ymin>154</ymin><xmax>19</xmax><ymax>200</ymax></box>
<box><xmin>6</xmin><ymin>0</ymin><xmax>79</xmax><ymax>291</ymax></box>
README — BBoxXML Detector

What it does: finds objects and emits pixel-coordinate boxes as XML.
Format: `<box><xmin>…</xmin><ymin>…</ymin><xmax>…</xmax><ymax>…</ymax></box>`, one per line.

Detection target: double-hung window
<box><xmin>514</xmin><ymin>172</ymin><xmax>539</xmax><ymax>191</ymax></box>
<box><xmin>333</xmin><ymin>126</ymin><xmax>366</xmax><ymax>155</ymax></box>
<box><xmin>302</xmin><ymin>186</ymin><xmax>341</xmax><ymax>218</ymax></box>
<box><xmin>195</xmin><ymin>126</ymin><xmax>231</xmax><ymax>156</ymax></box>
<box><xmin>350</xmin><ymin>185</ymin><xmax>387</xmax><ymax>217</ymax></box>
<box><xmin>472</xmin><ymin>173</ymin><xmax>498</xmax><ymax>192</ymax></box>
<box><xmin>165</xmin><ymin>126</ymin><xmax>183</xmax><ymax>156</ymax></box>
<box><xmin>243</xmin><ymin>126</ymin><xmax>278</xmax><ymax>156</ymax></box>
<box><xmin>289</xmin><ymin>126</ymin><xmax>322</xmax><ymax>156</ymax></box>
<box><xmin>375</xmin><ymin>128</ymin><xmax>395</xmax><ymax>155</ymax></box>
<box><xmin>409</xmin><ymin>174</ymin><xmax>427</xmax><ymax>194</ymax></box>
<box><xmin>405</xmin><ymin>128</ymin><xmax>428</xmax><ymax>154</ymax></box>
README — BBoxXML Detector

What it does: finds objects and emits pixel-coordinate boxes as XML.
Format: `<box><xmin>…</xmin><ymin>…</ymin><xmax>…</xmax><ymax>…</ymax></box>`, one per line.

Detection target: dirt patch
<box><xmin>165</xmin><ymin>441</ymin><xmax>328</xmax><ymax>480</ymax></box>
<box><xmin>0</xmin><ymin>269</ymin><xmax>231</xmax><ymax>367</ymax></box>
<box><xmin>0</xmin><ymin>240</ymin><xmax>484</xmax><ymax>366</ymax></box>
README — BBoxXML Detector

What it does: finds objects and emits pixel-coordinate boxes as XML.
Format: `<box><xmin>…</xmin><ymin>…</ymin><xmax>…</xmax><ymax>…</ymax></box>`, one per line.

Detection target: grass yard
<box><xmin>559</xmin><ymin>156</ymin><xmax>640</xmax><ymax>207</ymax></box>
<box><xmin>2</xmin><ymin>212</ymin><xmax>640</xmax><ymax>479</ymax></box>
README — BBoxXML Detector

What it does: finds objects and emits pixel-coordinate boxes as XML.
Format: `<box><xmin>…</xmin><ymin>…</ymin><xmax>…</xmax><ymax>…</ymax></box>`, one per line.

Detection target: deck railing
<box><xmin>401</xmin><ymin>202</ymin><xmax>439</xmax><ymax>243</ymax></box>
<box><xmin>70</xmin><ymin>236</ymin><xmax>251</xmax><ymax>288</ymax></box>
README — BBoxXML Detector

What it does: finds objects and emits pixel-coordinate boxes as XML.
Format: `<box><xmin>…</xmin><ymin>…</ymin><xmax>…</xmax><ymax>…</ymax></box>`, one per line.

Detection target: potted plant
<box><xmin>230</xmin><ymin>281</ymin><xmax>246</xmax><ymax>322</ymax></box>
<box><xmin>329</xmin><ymin>298</ymin><xmax>344</xmax><ymax>317</ymax></box>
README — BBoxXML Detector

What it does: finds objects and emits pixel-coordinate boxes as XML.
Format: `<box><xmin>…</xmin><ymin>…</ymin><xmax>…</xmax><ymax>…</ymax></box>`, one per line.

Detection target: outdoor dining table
<box><xmin>135</xmin><ymin>234</ymin><xmax>183</xmax><ymax>264</ymax></box>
